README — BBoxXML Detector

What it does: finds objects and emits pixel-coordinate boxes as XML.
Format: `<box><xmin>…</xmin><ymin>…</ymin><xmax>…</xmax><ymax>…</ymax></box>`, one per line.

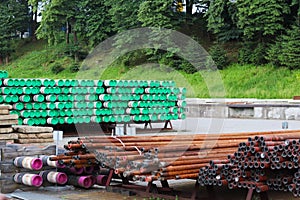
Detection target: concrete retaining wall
<box><xmin>186</xmin><ymin>98</ymin><xmax>300</xmax><ymax>120</ymax></box>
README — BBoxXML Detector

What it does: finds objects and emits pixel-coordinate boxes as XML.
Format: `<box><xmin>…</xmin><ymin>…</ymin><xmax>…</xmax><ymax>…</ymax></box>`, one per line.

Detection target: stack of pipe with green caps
<box><xmin>0</xmin><ymin>71</ymin><xmax>186</xmax><ymax>126</ymax></box>
<box><xmin>104</xmin><ymin>80</ymin><xmax>186</xmax><ymax>123</ymax></box>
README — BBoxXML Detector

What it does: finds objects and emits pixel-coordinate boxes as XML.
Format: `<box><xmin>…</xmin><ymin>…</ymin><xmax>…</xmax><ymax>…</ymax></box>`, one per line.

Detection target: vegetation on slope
<box><xmin>2</xmin><ymin>41</ymin><xmax>300</xmax><ymax>99</ymax></box>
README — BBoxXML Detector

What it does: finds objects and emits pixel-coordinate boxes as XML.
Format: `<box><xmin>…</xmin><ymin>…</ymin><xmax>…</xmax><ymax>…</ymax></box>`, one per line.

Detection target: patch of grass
<box><xmin>1</xmin><ymin>40</ymin><xmax>78</xmax><ymax>79</ymax></box>
<box><xmin>221</xmin><ymin>64</ymin><xmax>300</xmax><ymax>99</ymax></box>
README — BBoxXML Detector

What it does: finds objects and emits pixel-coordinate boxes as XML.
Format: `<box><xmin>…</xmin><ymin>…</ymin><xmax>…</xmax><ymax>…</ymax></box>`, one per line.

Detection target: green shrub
<box><xmin>208</xmin><ymin>44</ymin><xmax>229</xmax><ymax>70</ymax></box>
<box><xmin>251</xmin><ymin>43</ymin><xmax>266</xmax><ymax>65</ymax></box>
<box><xmin>158</xmin><ymin>53</ymin><xmax>197</xmax><ymax>74</ymax></box>
<box><xmin>69</xmin><ymin>62</ymin><xmax>80</xmax><ymax>73</ymax></box>
<box><xmin>51</xmin><ymin>63</ymin><xmax>64</xmax><ymax>74</ymax></box>
<box><xmin>278</xmin><ymin>25</ymin><xmax>300</xmax><ymax>69</ymax></box>
<box><xmin>121</xmin><ymin>50</ymin><xmax>148</xmax><ymax>67</ymax></box>
<box><xmin>265</xmin><ymin>41</ymin><xmax>282</xmax><ymax>66</ymax></box>
<box><xmin>266</xmin><ymin>25</ymin><xmax>300</xmax><ymax>69</ymax></box>
<box><xmin>180</xmin><ymin>60</ymin><xmax>197</xmax><ymax>73</ymax></box>
<box><xmin>238</xmin><ymin>42</ymin><xmax>254</xmax><ymax>64</ymax></box>
<box><xmin>238</xmin><ymin>42</ymin><xmax>267</xmax><ymax>65</ymax></box>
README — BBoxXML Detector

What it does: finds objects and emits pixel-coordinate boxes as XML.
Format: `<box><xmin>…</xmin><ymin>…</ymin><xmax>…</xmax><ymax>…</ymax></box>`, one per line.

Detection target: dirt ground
<box><xmin>5</xmin><ymin>179</ymin><xmax>297</xmax><ymax>200</ymax></box>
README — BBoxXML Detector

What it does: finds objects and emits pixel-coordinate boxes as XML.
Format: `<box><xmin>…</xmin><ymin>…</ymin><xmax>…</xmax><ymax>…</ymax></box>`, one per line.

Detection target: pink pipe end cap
<box><xmin>31</xmin><ymin>175</ymin><xmax>43</xmax><ymax>187</ymax></box>
<box><xmin>31</xmin><ymin>158</ymin><xmax>43</xmax><ymax>170</ymax></box>
<box><xmin>56</xmin><ymin>172</ymin><xmax>68</xmax><ymax>185</ymax></box>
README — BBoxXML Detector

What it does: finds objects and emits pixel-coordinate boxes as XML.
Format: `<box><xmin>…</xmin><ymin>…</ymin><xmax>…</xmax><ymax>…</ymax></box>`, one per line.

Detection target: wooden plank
<box><xmin>17</xmin><ymin>133</ymin><xmax>53</xmax><ymax>139</ymax></box>
<box><xmin>0</xmin><ymin>105</ymin><xmax>12</xmax><ymax>110</ymax></box>
<box><xmin>0</xmin><ymin>172</ymin><xmax>17</xmax><ymax>179</ymax></box>
<box><xmin>13</xmin><ymin>126</ymin><xmax>53</xmax><ymax>133</ymax></box>
<box><xmin>36</xmin><ymin>133</ymin><xmax>53</xmax><ymax>139</ymax></box>
<box><xmin>293</xmin><ymin>96</ymin><xmax>300</xmax><ymax>100</ymax></box>
<box><xmin>3</xmin><ymin>140</ymin><xmax>14</xmax><ymax>144</ymax></box>
<box><xmin>0</xmin><ymin>179</ymin><xmax>19</xmax><ymax>194</ymax></box>
<box><xmin>0</xmin><ymin>178</ymin><xmax>38</xmax><ymax>193</ymax></box>
<box><xmin>0</xmin><ymin>162</ymin><xmax>17</xmax><ymax>173</ymax></box>
<box><xmin>0</xmin><ymin>133</ymin><xmax>18</xmax><ymax>140</ymax></box>
<box><xmin>15</xmin><ymin>138</ymin><xmax>54</xmax><ymax>144</ymax></box>
<box><xmin>17</xmin><ymin>133</ymin><xmax>37</xmax><ymax>139</ymax></box>
<box><xmin>0</xmin><ymin>110</ymin><xmax>9</xmax><ymax>115</ymax></box>
<box><xmin>0</xmin><ymin>120</ymin><xmax>18</xmax><ymax>126</ymax></box>
<box><xmin>2</xmin><ymin>151</ymin><xmax>55</xmax><ymax>161</ymax></box>
<box><xmin>1</xmin><ymin>145</ymin><xmax>56</xmax><ymax>161</ymax></box>
<box><xmin>0</xmin><ymin>127</ymin><xmax>13</xmax><ymax>134</ymax></box>
<box><xmin>0</xmin><ymin>114</ymin><xmax>18</xmax><ymax>120</ymax></box>
<box><xmin>0</xmin><ymin>141</ymin><xmax>6</xmax><ymax>147</ymax></box>
<box><xmin>2</xmin><ymin>144</ymin><xmax>56</xmax><ymax>153</ymax></box>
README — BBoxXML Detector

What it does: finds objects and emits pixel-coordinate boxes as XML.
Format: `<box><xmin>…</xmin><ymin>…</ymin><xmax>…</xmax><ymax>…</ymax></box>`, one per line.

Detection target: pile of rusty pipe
<box><xmin>52</xmin><ymin>130</ymin><xmax>300</xmax><ymax>187</ymax></box>
<box><xmin>198</xmin><ymin>131</ymin><xmax>300</xmax><ymax>197</ymax></box>
<box><xmin>63</xmin><ymin>135</ymin><xmax>246</xmax><ymax>181</ymax></box>
<box><xmin>50</xmin><ymin>150</ymin><xmax>99</xmax><ymax>169</ymax></box>
<box><xmin>78</xmin><ymin>130</ymin><xmax>300</xmax><ymax>141</ymax></box>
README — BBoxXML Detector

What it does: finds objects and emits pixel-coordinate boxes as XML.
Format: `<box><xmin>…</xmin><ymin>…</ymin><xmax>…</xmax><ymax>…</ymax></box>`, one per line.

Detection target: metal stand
<box><xmin>191</xmin><ymin>181</ymin><xmax>199</xmax><ymax>200</ymax></box>
<box><xmin>246</xmin><ymin>189</ymin><xmax>269</xmax><ymax>200</ymax></box>
<box><xmin>144</xmin><ymin>121</ymin><xmax>153</xmax><ymax>129</ymax></box>
<box><xmin>160</xmin><ymin>180</ymin><xmax>169</xmax><ymax>188</ymax></box>
<box><xmin>206</xmin><ymin>185</ymin><xmax>216</xmax><ymax>200</ymax></box>
<box><xmin>106</xmin><ymin>178</ymin><xmax>195</xmax><ymax>200</ymax></box>
<box><xmin>259</xmin><ymin>192</ymin><xmax>269</xmax><ymax>200</ymax></box>
<box><xmin>105</xmin><ymin>169</ymin><xmax>114</xmax><ymax>187</ymax></box>
<box><xmin>163</xmin><ymin>120</ymin><xmax>173</xmax><ymax>129</ymax></box>
<box><xmin>144</xmin><ymin>120</ymin><xmax>173</xmax><ymax>130</ymax></box>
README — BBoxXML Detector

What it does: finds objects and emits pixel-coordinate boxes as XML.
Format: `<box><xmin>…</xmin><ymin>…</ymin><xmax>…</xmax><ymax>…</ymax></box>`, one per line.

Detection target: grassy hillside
<box><xmin>2</xmin><ymin>39</ymin><xmax>77</xmax><ymax>79</ymax></box>
<box><xmin>1</xmin><ymin>40</ymin><xmax>300</xmax><ymax>99</ymax></box>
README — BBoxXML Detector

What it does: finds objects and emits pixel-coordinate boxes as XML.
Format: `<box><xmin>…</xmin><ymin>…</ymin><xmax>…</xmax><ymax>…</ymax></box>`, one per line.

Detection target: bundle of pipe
<box><xmin>0</xmin><ymin>70</ymin><xmax>186</xmax><ymax>126</ymax></box>
<box><xmin>55</xmin><ymin>130</ymin><xmax>299</xmax><ymax>183</ymax></box>
<box><xmin>49</xmin><ymin>150</ymin><xmax>111</xmax><ymax>188</ymax></box>
<box><xmin>49</xmin><ymin>145</ymin><xmax>99</xmax><ymax>170</ymax></box>
<box><xmin>198</xmin><ymin>132</ymin><xmax>300</xmax><ymax>197</ymax></box>
<box><xmin>13</xmin><ymin>156</ymin><xmax>43</xmax><ymax>170</ymax></box>
<box><xmin>14</xmin><ymin>173</ymin><xmax>43</xmax><ymax>187</ymax></box>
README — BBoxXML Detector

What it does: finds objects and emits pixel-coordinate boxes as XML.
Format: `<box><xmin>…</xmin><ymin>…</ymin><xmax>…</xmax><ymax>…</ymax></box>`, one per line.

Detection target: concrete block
<box><xmin>229</xmin><ymin>107</ymin><xmax>254</xmax><ymax>118</ymax></box>
<box><xmin>267</xmin><ymin>108</ymin><xmax>285</xmax><ymax>119</ymax></box>
<box><xmin>285</xmin><ymin>108</ymin><xmax>300</xmax><ymax>120</ymax></box>
<box><xmin>13</xmin><ymin>126</ymin><xmax>53</xmax><ymax>133</ymax></box>
<box><xmin>254</xmin><ymin>107</ymin><xmax>263</xmax><ymax>118</ymax></box>
<box><xmin>0</xmin><ymin>114</ymin><xmax>18</xmax><ymax>120</ymax></box>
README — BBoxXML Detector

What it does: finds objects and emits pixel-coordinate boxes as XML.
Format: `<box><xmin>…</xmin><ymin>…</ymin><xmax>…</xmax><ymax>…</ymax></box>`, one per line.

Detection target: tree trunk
<box><xmin>184</xmin><ymin>0</ymin><xmax>193</xmax><ymax>35</ymax></box>
<box><xmin>0</xmin><ymin>57</ymin><xmax>3</xmax><ymax>65</ymax></box>
<box><xmin>32</xmin><ymin>3</ymin><xmax>38</xmax><ymax>41</ymax></box>
<box><xmin>73</xmin><ymin>30</ymin><xmax>78</xmax><ymax>44</ymax></box>
<box><xmin>73</xmin><ymin>30</ymin><xmax>78</xmax><ymax>62</ymax></box>
<box><xmin>66</xmin><ymin>21</ymin><xmax>70</xmax><ymax>44</ymax></box>
<box><xmin>185</xmin><ymin>0</ymin><xmax>193</xmax><ymax>16</ymax></box>
<box><xmin>5</xmin><ymin>56</ymin><xmax>9</xmax><ymax>64</ymax></box>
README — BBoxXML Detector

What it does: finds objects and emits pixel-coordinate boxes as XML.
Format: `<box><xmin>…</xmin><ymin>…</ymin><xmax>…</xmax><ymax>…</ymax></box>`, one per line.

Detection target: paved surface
<box><xmin>166</xmin><ymin>117</ymin><xmax>300</xmax><ymax>134</ymax></box>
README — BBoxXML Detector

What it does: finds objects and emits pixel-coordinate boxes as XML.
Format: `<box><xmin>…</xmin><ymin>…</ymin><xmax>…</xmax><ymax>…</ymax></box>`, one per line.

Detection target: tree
<box><xmin>138</xmin><ymin>0</ymin><xmax>178</xmax><ymax>29</ymax></box>
<box><xmin>36</xmin><ymin>0</ymin><xmax>81</xmax><ymax>45</ymax></box>
<box><xmin>137</xmin><ymin>0</ymin><xmax>179</xmax><ymax>60</ymax></box>
<box><xmin>105</xmin><ymin>0</ymin><xmax>143</xmax><ymax>33</ymax></box>
<box><xmin>0</xmin><ymin>0</ymin><xmax>30</xmax><ymax>64</ymax></box>
<box><xmin>205</xmin><ymin>0</ymin><xmax>241</xmax><ymax>42</ymax></box>
<box><xmin>236</xmin><ymin>0</ymin><xmax>290</xmax><ymax>42</ymax></box>
<box><xmin>28</xmin><ymin>0</ymin><xmax>42</xmax><ymax>39</ymax></box>
<box><xmin>77</xmin><ymin>0</ymin><xmax>113</xmax><ymax>47</ymax></box>
<box><xmin>278</xmin><ymin>26</ymin><xmax>300</xmax><ymax>69</ymax></box>
<box><xmin>183</xmin><ymin>0</ymin><xmax>207</xmax><ymax>30</ymax></box>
